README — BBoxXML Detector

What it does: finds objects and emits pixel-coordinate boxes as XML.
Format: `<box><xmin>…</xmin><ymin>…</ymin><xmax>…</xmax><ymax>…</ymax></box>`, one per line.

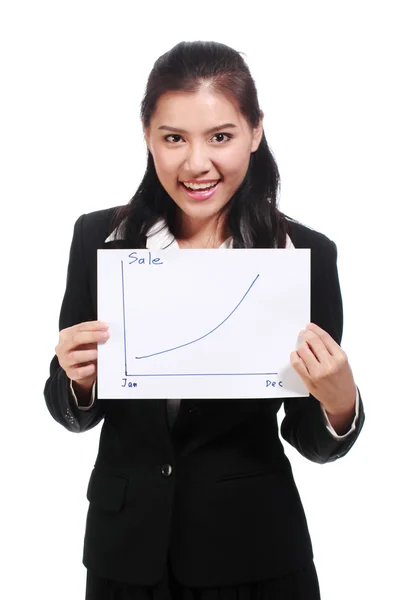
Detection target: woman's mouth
<box><xmin>180</xmin><ymin>180</ymin><xmax>221</xmax><ymax>200</ymax></box>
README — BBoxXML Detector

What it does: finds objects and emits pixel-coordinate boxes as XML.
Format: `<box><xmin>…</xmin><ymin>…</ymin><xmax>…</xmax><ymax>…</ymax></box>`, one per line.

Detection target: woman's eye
<box><xmin>213</xmin><ymin>133</ymin><xmax>232</xmax><ymax>143</ymax></box>
<box><xmin>164</xmin><ymin>133</ymin><xmax>232</xmax><ymax>144</ymax></box>
<box><xmin>164</xmin><ymin>134</ymin><xmax>182</xmax><ymax>143</ymax></box>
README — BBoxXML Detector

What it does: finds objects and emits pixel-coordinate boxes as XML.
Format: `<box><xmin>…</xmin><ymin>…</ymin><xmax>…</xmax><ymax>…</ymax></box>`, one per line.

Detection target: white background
<box><xmin>1</xmin><ymin>1</ymin><xmax>398</xmax><ymax>598</ymax></box>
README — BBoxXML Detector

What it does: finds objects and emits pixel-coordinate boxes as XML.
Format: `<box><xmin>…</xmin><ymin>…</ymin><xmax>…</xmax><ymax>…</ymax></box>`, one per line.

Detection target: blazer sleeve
<box><xmin>280</xmin><ymin>239</ymin><xmax>365</xmax><ymax>464</ymax></box>
<box><xmin>43</xmin><ymin>214</ymin><xmax>105</xmax><ymax>433</ymax></box>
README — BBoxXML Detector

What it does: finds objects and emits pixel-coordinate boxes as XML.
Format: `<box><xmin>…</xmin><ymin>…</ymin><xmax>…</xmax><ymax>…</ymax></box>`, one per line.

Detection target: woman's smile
<box><xmin>179</xmin><ymin>179</ymin><xmax>221</xmax><ymax>200</ymax></box>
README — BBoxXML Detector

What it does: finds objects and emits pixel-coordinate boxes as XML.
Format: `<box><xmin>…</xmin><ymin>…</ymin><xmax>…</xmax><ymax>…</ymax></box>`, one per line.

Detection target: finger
<box><xmin>70</xmin><ymin>329</ymin><xmax>110</xmax><ymax>348</ymax></box>
<box><xmin>66</xmin><ymin>348</ymin><xmax>98</xmax><ymax>368</ymax></box>
<box><xmin>74</xmin><ymin>342</ymin><xmax>97</xmax><ymax>351</ymax></box>
<box><xmin>60</xmin><ymin>321</ymin><xmax>109</xmax><ymax>341</ymax></box>
<box><xmin>290</xmin><ymin>350</ymin><xmax>310</xmax><ymax>378</ymax></box>
<box><xmin>305</xmin><ymin>322</ymin><xmax>339</xmax><ymax>355</ymax></box>
<box><xmin>69</xmin><ymin>363</ymin><xmax>96</xmax><ymax>380</ymax></box>
<box><xmin>299</xmin><ymin>329</ymin><xmax>331</xmax><ymax>363</ymax></box>
<box><xmin>296</xmin><ymin>341</ymin><xmax>320</xmax><ymax>374</ymax></box>
<box><xmin>74</xmin><ymin>321</ymin><xmax>109</xmax><ymax>331</ymax></box>
<box><xmin>56</xmin><ymin>341</ymin><xmax>96</xmax><ymax>358</ymax></box>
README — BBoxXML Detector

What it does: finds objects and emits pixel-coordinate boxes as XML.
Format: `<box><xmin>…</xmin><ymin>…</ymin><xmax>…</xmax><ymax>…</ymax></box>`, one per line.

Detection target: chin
<box><xmin>180</xmin><ymin>204</ymin><xmax>225</xmax><ymax>222</ymax></box>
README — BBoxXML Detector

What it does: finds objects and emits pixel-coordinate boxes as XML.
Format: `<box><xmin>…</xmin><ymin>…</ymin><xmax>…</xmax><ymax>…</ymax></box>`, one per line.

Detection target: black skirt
<box><xmin>85</xmin><ymin>556</ymin><xmax>321</xmax><ymax>600</ymax></box>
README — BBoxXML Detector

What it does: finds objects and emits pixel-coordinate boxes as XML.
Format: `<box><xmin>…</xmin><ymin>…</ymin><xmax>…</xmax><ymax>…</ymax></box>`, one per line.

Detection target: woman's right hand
<box><xmin>55</xmin><ymin>320</ymin><xmax>110</xmax><ymax>390</ymax></box>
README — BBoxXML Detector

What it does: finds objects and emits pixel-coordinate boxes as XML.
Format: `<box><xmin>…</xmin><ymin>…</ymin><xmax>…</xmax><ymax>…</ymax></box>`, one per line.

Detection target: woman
<box><xmin>44</xmin><ymin>40</ymin><xmax>365</xmax><ymax>599</ymax></box>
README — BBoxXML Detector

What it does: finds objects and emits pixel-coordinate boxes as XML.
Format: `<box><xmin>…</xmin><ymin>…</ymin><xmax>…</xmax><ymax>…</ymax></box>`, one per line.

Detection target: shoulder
<box><xmin>285</xmin><ymin>215</ymin><xmax>337</xmax><ymax>257</ymax></box>
<box><xmin>75</xmin><ymin>205</ymin><xmax>124</xmax><ymax>245</ymax></box>
<box><xmin>69</xmin><ymin>206</ymin><xmax>125</xmax><ymax>275</ymax></box>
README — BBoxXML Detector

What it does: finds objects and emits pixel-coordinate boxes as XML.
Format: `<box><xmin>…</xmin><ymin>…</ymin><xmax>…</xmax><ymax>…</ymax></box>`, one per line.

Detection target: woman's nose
<box><xmin>184</xmin><ymin>143</ymin><xmax>213</xmax><ymax>173</ymax></box>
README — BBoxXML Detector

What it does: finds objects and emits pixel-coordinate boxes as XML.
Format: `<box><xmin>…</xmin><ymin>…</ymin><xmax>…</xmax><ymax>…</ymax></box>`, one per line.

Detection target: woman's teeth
<box><xmin>182</xmin><ymin>181</ymin><xmax>219</xmax><ymax>190</ymax></box>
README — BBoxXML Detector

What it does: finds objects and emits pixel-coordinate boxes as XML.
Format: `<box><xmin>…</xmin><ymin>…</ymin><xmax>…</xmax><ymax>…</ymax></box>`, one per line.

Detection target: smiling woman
<box><xmin>140</xmin><ymin>87</ymin><xmax>265</xmax><ymax>248</ymax></box>
<box><xmin>43</xmin><ymin>39</ymin><xmax>365</xmax><ymax>600</ymax></box>
<box><xmin>109</xmin><ymin>42</ymin><xmax>284</xmax><ymax>251</ymax></box>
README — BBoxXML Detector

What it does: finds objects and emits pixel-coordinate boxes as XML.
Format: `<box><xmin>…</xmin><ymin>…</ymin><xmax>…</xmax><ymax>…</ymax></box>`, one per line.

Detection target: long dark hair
<box><xmin>111</xmin><ymin>40</ymin><xmax>291</xmax><ymax>248</ymax></box>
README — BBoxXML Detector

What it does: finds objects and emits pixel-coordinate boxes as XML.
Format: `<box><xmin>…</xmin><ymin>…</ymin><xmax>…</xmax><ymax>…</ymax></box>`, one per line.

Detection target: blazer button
<box><xmin>161</xmin><ymin>464</ymin><xmax>172</xmax><ymax>477</ymax></box>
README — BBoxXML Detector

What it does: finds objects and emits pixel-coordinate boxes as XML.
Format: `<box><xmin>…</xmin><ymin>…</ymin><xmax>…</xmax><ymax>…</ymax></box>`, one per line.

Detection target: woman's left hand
<box><xmin>290</xmin><ymin>322</ymin><xmax>357</xmax><ymax>421</ymax></box>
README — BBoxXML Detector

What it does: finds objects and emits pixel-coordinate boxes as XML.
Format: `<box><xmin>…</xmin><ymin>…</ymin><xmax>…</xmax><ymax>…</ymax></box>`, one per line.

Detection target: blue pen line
<box><xmin>134</xmin><ymin>274</ymin><xmax>260</xmax><ymax>360</ymax></box>
<box><xmin>121</xmin><ymin>260</ymin><xmax>128</xmax><ymax>376</ymax></box>
<box><xmin>126</xmin><ymin>372</ymin><xmax>278</xmax><ymax>377</ymax></box>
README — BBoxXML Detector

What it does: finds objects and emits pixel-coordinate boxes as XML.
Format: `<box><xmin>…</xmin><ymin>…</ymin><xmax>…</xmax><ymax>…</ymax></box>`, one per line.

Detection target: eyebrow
<box><xmin>158</xmin><ymin>123</ymin><xmax>238</xmax><ymax>135</ymax></box>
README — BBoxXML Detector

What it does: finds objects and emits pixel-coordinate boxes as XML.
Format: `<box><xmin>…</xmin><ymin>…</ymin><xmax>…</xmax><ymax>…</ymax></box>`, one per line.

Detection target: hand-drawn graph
<box><xmin>133</xmin><ymin>273</ymin><xmax>260</xmax><ymax>361</ymax></box>
<box><xmin>97</xmin><ymin>248</ymin><xmax>310</xmax><ymax>399</ymax></box>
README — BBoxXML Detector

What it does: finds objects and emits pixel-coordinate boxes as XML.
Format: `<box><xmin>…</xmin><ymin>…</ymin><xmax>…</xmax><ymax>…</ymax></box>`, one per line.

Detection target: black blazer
<box><xmin>44</xmin><ymin>206</ymin><xmax>365</xmax><ymax>588</ymax></box>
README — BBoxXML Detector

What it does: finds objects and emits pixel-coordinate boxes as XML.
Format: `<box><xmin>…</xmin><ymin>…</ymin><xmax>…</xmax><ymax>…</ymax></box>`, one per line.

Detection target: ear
<box><xmin>142</xmin><ymin>119</ymin><xmax>151</xmax><ymax>152</ymax></box>
<box><xmin>250</xmin><ymin>110</ymin><xmax>264</xmax><ymax>153</ymax></box>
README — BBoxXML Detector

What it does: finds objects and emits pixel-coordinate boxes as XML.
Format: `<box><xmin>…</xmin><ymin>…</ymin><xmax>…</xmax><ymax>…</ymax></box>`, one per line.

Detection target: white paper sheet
<box><xmin>97</xmin><ymin>248</ymin><xmax>310</xmax><ymax>399</ymax></box>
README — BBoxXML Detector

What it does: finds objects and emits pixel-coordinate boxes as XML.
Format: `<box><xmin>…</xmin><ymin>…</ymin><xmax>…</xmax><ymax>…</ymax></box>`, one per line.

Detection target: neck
<box><xmin>175</xmin><ymin>215</ymin><xmax>231</xmax><ymax>249</ymax></box>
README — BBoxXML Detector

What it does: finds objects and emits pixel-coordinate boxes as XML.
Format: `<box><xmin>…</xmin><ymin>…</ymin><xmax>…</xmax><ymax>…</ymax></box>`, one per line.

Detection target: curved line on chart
<box><xmin>135</xmin><ymin>273</ymin><xmax>260</xmax><ymax>360</ymax></box>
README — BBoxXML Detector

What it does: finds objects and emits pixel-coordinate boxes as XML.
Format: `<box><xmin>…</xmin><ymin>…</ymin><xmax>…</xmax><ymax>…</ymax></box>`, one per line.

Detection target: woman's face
<box><xmin>143</xmin><ymin>88</ymin><xmax>263</xmax><ymax>235</ymax></box>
